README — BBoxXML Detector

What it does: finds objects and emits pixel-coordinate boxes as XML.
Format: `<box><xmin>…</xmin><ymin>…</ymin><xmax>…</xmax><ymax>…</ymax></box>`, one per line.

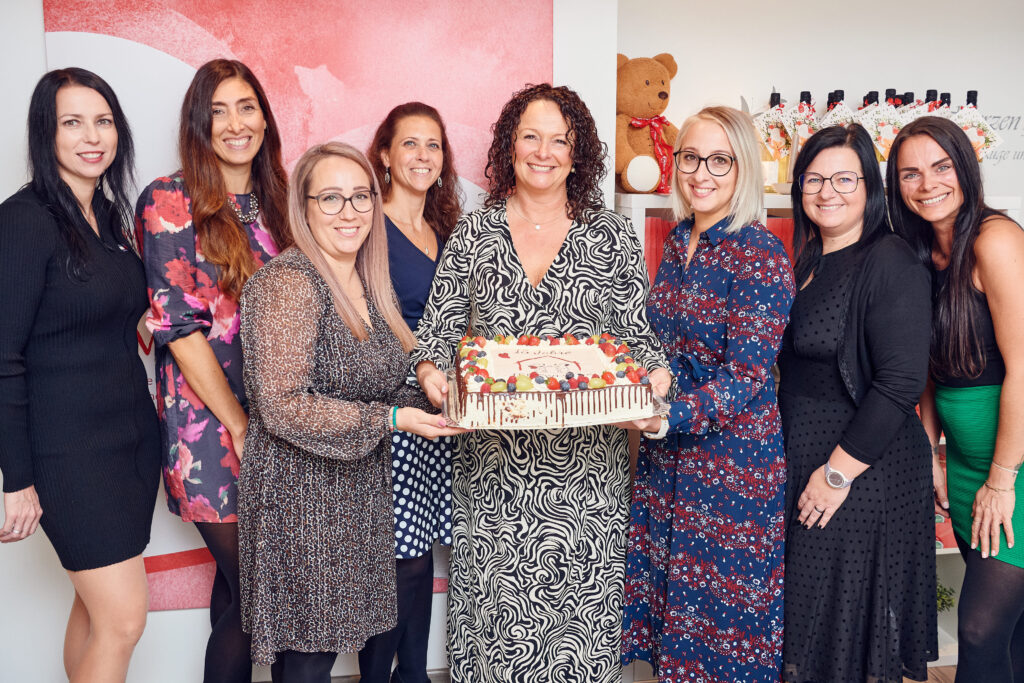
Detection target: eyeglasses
<box><xmin>306</xmin><ymin>190</ymin><xmax>376</xmax><ymax>215</ymax></box>
<box><xmin>798</xmin><ymin>171</ymin><xmax>865</xmax><ymax>195</ymax></box>
<box><xmin>673</xmin><ymin>151</ymin><xmax>735</xmax><ymax>176</ymax></box>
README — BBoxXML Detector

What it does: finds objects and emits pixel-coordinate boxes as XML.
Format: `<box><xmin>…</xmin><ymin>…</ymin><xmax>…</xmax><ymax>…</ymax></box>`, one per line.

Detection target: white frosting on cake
<box><xmin>447</xmin><ymin>336</ymin><xmax>658</xmax><ymax>429</ymax></box>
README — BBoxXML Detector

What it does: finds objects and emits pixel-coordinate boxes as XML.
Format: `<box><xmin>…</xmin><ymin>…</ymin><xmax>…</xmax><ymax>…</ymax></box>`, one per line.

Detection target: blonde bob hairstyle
<box><xmin>287</xmin><ymin>141</ymin><xmax>416</xmax><ymax>352</ymax></box>
<box><xmin>670</xmin><ymin>106</ymin><xmax>763</xmax><ymax>234</ymax></box>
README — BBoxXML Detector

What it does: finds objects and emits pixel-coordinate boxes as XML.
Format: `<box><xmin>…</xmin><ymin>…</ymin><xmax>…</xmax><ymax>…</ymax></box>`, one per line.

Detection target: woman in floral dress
<box><xmin>621</xmin><ymin>106</ymin><xmax>795</xmax><ymax>683</ymax></box>
<box><xmin>136</xmin><ymin>59</ymin><xmax>291</xmax><ymax>683</ymax></box>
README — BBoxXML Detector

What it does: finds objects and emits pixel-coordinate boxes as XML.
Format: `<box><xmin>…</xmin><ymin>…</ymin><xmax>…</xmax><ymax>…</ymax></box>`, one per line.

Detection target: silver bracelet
<box><xmin>992</xmin><ymin>461</ymin><xmax>1020</xmax><ymax>476</ymax></box>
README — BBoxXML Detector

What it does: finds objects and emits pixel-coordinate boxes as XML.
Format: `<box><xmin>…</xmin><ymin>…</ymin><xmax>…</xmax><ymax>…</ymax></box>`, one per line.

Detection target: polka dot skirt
<box><xmin>390</xmin><ymin>431</ymin><xmax>453</xmax><ymax>558</ymax></box>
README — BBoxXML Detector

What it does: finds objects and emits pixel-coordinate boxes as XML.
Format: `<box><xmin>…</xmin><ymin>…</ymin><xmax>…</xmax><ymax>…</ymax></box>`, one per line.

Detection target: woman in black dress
<box><xmin>779</xmin><ymin>124</ymin><xmax>937</xmax><ymax>682</ymax></box>
<box><xmin>0</xmin><ymin>68</ymin><xmax>159</xmax><ymax>682</ymax></box>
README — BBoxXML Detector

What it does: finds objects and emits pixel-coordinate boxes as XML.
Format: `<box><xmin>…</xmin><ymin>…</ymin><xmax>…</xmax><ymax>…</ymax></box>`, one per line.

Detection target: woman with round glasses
<box><xmin>779</xmin><ymin>123</ymin><xmax>936</xmax><ymax>682</ymax></box>
<box><xmin>358</xmin><ymin>103</ymin><xmax>462</xmax><ymax>683</ymax></box>
<box><xmin>237</xmin><ymin>142</ymin><xmax>463</xmax><ymax>680</ymax></box>
<box><xmin>889</xmin><ymin>116</ymin><xmax>1024</xmax><ymax>683</ymax></box>
<box><xmin>621</xmin><ymin>106</ymin><xmax>794</xmax><ymax>682</ymax></box>
<box><xmin>136</xmin><ymin>59</ymin><xmax>291</xmax><ymax>682</ymax></box>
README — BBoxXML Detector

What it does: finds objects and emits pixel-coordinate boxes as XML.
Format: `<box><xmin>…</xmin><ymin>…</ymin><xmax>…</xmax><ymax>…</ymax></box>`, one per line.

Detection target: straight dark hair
<box><xmin>790</xmin><ymin>124</ymin><xmax>887</xmax><ymax>285</ymax></box>
<box><xmin>887</xmin><ymin>116</ymin><xmax>1007</xmax><ymax>379</ymax></box>
<box><xmin>27</xmin><ymin>67</ymin><xmax>136</xmax><ymax>277</ymax></box>
<box><xmin>368</xmin><ymin>101</ymin><xmax>464</xmax><ymax>241</ymax></box>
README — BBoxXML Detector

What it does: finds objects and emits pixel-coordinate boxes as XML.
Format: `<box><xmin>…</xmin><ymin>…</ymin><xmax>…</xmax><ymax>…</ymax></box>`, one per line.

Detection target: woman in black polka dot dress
<box><xmin>358</xmin><ymin>103</ymin><xmax>463</xmax><ymax>682</ymax></box>
<box><xmin>778</xmin><ymin>125</ymin><xmax>937</xmax><ymax>682</ymax></box>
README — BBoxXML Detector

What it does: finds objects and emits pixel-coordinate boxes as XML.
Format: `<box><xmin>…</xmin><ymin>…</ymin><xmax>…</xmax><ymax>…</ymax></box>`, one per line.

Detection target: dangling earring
<box><xmin>437</xmin><ymin>176</ymin><xmax>443</xmax><ymax>188</ymax></box>
<box><xmin>384</xmin><ymin>168</ymin><xmax>391</xmax><ymax>184</ymax></box>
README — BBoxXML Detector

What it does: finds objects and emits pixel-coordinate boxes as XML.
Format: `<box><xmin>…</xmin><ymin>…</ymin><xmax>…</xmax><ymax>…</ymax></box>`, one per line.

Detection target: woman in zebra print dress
<box><xmin>411</xmin><ymin>84</ymin><xmax>671</xmax><ymax>682</ymax></box>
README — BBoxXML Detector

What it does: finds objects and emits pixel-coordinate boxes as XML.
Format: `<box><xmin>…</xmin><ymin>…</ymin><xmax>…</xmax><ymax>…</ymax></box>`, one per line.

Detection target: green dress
<box><xmin>933</xmin><ymin>268</ymin><xmax>1023</xmax><ymax>568</ymax></box>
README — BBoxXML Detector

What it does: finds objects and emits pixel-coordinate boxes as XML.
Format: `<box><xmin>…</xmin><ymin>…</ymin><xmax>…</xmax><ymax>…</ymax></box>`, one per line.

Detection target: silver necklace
<box><xmin>508</xmin><ymin>196</ymin><xmax>565</xmax><ymax>231</ymax></box>
<box><xmin>233</xmin><ymin>191</ymin><xmax>259</xmax><ymax>225</ymax></box>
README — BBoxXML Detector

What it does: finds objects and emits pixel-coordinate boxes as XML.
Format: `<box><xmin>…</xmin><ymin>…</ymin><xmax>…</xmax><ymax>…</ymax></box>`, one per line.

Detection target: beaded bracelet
<box><xmin>992</xmin><ymin>461</ymin><xmax>1020</xmax><ymax>476</ymax></box>
<box><xmin>984</xmin><ymin>481</ymin><xmax>1014</xmax><ymax>493</ymax></box>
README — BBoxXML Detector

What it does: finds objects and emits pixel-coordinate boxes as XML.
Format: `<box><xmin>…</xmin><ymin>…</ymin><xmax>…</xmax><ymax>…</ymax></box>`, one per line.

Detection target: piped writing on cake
<box><xmin>449</xmin><ymin>334</ymin><xmax>656</xmax><ymax>429</ymax></box>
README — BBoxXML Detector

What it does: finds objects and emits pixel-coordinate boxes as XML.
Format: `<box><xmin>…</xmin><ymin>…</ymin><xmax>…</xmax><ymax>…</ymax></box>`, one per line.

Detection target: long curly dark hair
<box><xmin>484</xmin><ymin>83</ymin><xmax>607</xmax><ymax>221</ymax></box>
<box><xmin>368</xmin><ymin>102</ymin><xmax>463</xmax><ymax>240</ymax></box>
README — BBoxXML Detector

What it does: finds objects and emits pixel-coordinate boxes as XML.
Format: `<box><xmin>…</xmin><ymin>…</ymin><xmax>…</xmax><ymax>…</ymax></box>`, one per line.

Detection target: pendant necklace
<box><xmin>508</xmin><ymin>196</ymin><xmax>565</xmax><ymax>231</ymax></box>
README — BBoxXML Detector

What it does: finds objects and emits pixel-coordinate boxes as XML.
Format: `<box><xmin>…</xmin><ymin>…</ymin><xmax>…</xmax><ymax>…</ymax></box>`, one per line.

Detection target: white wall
<box><xmin>618</xmin><ymin>0</ymin><xmax>1024</xmax><ymax>198</ymax></box>
<box><xmin>554</xmin><ymin>0</ymin><xmax>619</xmax><ymax>205</ymax></box>
<box><xmin>0</xmin><ymin>0</ymin><xmax>45</xmax><ymax>196</ymax></box>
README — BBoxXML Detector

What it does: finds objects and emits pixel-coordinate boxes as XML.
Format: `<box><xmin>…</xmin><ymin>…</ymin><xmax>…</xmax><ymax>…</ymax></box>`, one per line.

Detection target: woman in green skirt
<box><xmin>889</xmin><ymin>115</ymin><xmax>1024</xmax><ymax>683</ymax></box>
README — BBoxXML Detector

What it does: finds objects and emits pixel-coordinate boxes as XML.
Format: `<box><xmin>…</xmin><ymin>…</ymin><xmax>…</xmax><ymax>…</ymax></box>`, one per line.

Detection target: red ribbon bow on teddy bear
<box><xmin>629</xmin><ymin>115</ymin><xmax>673</xmax><ymax>194</ymax></box>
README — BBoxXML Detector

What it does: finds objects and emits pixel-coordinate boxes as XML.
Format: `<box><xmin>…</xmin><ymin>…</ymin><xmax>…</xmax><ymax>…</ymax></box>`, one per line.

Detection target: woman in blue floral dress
<box><xmin>621</xmin><ymin>106</ymin><xmax>795</xmax><ymax>683</ymax></box>
<box><xmin>136</xmin><ymin>60</ymin><xmax>291</xmax><ymax>683</ymax></box>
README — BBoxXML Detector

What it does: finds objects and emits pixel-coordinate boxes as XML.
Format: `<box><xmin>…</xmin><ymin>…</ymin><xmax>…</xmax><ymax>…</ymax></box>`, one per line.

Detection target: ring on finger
<box><xmin>814</xmin><ymin>506</ymin><xmax>825</xmax><ymax>513</ymax></box>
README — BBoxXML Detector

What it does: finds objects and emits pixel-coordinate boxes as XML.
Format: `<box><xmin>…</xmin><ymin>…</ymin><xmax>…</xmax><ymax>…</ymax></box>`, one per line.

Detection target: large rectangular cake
<box><xmin>444</xmin><ymin>333</ymin><xmax>661</xmax><ymax>429</ymax></box>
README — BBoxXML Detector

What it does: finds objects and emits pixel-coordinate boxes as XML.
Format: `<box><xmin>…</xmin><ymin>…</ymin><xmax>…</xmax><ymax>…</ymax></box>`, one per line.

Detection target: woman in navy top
<box><xmin>621</xmin><ymin>106</ymin><xmax>795</xmax><ymax>683</ymax></box>
<box><xmin>360</xmin><ymin>102</ymin><xmax>463</xmax><ymax>683</ymax></box>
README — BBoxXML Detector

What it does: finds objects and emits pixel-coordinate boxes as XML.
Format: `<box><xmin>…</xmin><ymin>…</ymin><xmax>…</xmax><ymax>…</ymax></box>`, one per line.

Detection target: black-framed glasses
<box><xmin>306</xmin><ymin>190</ymin><xmax>376</xmax><ymax>215</ymax></box>
<box><xmin>798</xmin><ymin>171</ymin><xmax>865</xmax><ymax>195</ymax></box>
<box><xmin>673</xmin><ymin>150</ymin><xmax>735</xmax><ymax>176</ymax></box>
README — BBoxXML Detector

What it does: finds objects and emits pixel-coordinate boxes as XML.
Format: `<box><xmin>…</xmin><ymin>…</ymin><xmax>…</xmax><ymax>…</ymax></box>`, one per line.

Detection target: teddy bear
<box><xmin>615</xmin><ymin>53</ymin><xmax>679</xmax><ymax>194</ymax></box>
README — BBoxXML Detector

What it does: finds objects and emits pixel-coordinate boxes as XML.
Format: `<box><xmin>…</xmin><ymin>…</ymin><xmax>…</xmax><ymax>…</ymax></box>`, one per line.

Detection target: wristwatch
<box><xmin>643</xmin><ymin>416</ymin><xmax>669</xmax><ymax>440</ymax></box>
<box><xmin>824</xmin><ymin>461</ymin><xmax>852</xmax><ymax>489</ymax></box>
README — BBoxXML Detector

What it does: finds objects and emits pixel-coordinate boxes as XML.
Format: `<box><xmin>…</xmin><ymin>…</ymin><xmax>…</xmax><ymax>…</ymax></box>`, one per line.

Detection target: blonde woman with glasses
<box><xmin>237</xmin><ymin>142</ymin><xmax>463</xmax><ymax>683</ymax></box>
<box><xmin>621</xmin><ymin>106</ymin><xmax>795</xmax><ymax>683</ymax></box>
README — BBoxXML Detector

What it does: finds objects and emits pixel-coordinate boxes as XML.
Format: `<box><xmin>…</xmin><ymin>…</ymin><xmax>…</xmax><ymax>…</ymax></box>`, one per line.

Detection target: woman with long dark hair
<box><xmin>890</xmin><ymin>116</ymin><xmax>1024</xmax><ymax>683</ymax></box>
<box><xmin>358</xmin><ymin>102</ymin><xmax>463</xmax><ymax>682</ymax></box>
<box><xmin>136</xmin><ymin>59</ymin><xmax>291</xmax><ymax>683</ymax></box>
<box><xmin>0</xmin><ymin>68</ymin><xmax>159</xmax><ymax>682</ymax></box>
<box><xmin>779</xmin><ymin>124</ymin><xmax>936</xmax><ymax>682</ymax></box>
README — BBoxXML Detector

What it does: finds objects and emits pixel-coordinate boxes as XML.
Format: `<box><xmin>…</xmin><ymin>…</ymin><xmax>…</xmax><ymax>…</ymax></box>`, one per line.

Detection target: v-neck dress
<box><xmin>410</xmin><ymin>200</ymin><xmax>668</xmax><ymax>682</ymax></box>
<box><xmin>385</xmin><ymin>216</ymin><xmax>452</xmax><ymax>557</ymax></box>
<box><xmin>238</xmin><ymin>247</ymin><xmax>434</xmax><ymax>665</ymax></box>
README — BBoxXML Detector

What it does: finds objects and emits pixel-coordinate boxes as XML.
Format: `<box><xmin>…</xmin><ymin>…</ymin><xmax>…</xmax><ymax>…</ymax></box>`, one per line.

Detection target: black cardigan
<box><xmin>834</xmin><ymin>233</ymin><xmax>931</xmax><ymax>465</ymax></box>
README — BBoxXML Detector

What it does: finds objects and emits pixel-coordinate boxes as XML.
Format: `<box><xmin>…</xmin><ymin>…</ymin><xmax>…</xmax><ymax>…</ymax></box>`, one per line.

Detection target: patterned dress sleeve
<box><xmin>606</xmin><ymin>211</ymin><xmax>668</xmax><ymax>371</ymax></box>
<box><xmin>240</xmin><ymin>263</ymin><xmax>392</xmax><ymax>460</ymax></box>
<box><xmin>0</xmin><ymin>198</ymin><xmax>55</xmax><ymax>492</ymax></box>
<box><xmin>135</xmin><ymin>177</ymin><xmax>212</xmax><ymax>345</ymax></box>
<box><xmin>668</xmin><ymin>229</ymin><xmax>795</xmax><ymax>435</ymax></box>
<box><xmin>408</xmin><ymin>213</ymin><xmax>476</xmax><ymax>371</ymax></box>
